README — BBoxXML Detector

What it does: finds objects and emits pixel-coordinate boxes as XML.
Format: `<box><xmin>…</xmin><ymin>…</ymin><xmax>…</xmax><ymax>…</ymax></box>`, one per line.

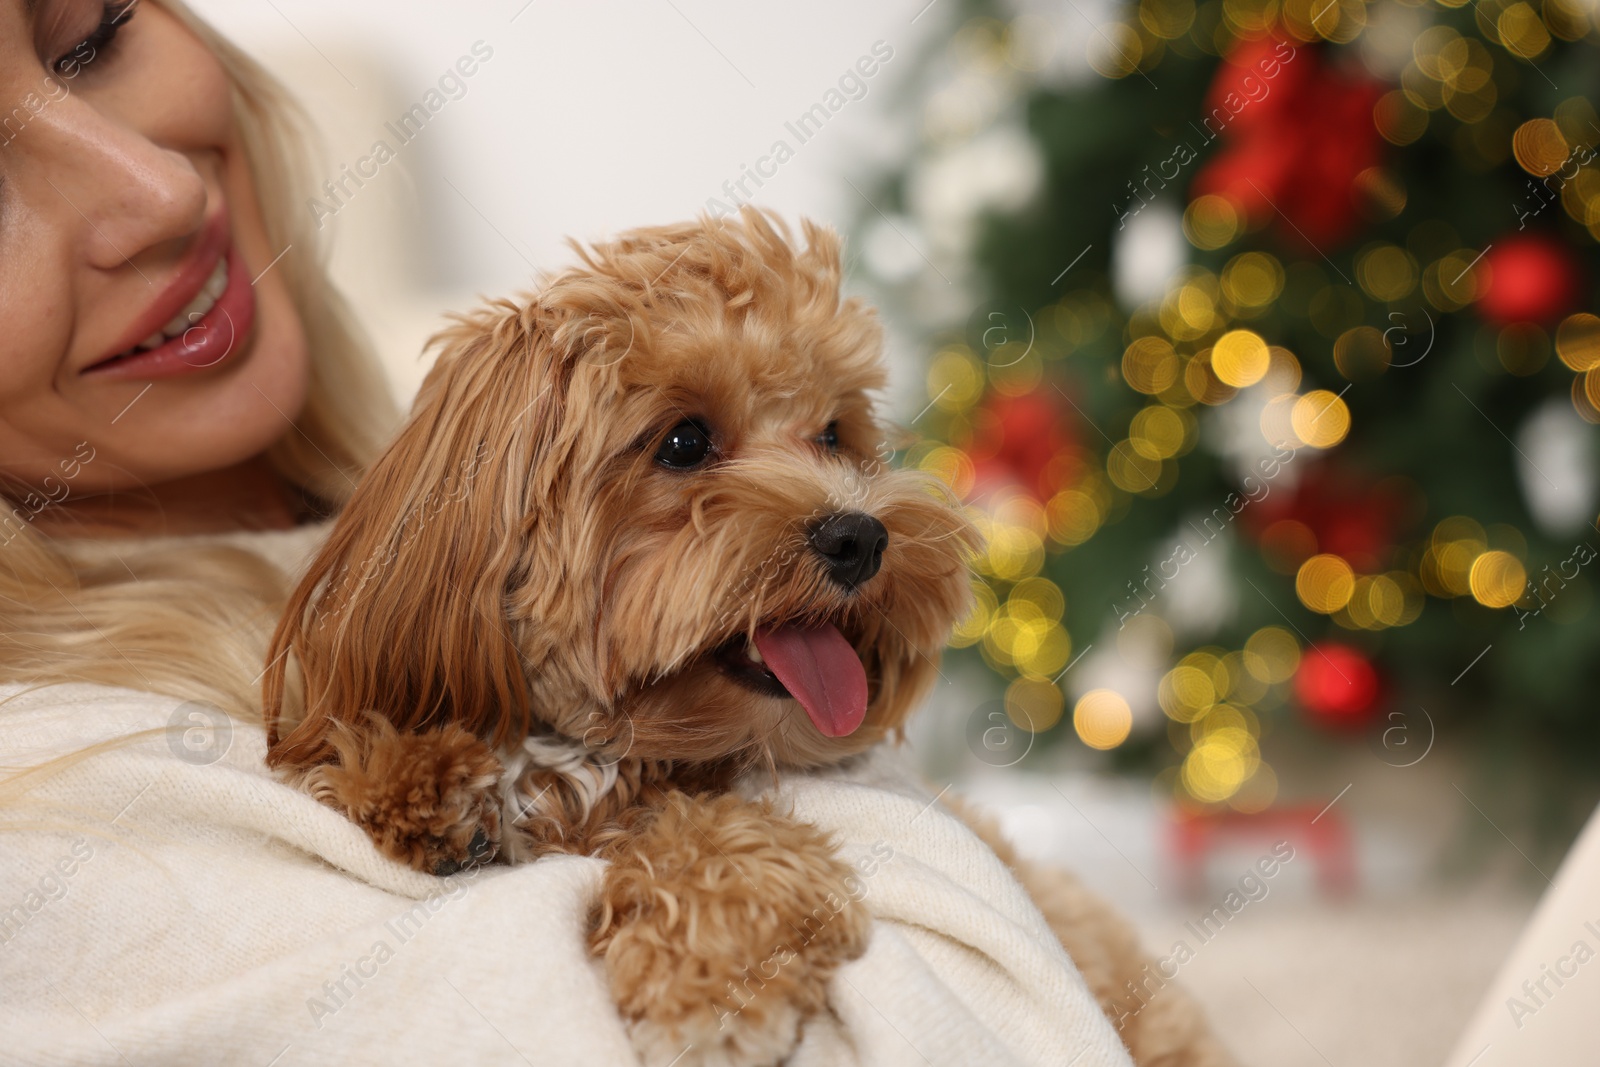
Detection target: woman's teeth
<box><xmin>132</xmin><ymin>257</ymin><xmax>229</xmax><ymax>352</ymax></box>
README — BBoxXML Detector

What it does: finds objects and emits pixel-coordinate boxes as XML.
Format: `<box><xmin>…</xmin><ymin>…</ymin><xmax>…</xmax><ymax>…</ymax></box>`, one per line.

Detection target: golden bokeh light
<box><xmin>1107</xmin><ymin>442</ymin><xmax>1166</xmax><ymax>494</ymax></box>
<box><xmin>1045</xmin><ymin>488</ymin><xmax>1102</xmax><ymax>546</ymax></box>
<box><xmin>1354</xmin><ymin>167</ymin><xmax>1407</xmax><ymax>220</ymax></box>
<box><xmin>984</xmin><ymin>522</ymin><xmax>1045</xmax><ymax>581</ymax></box>
<box><xmin>1211</xmin><ymin>329</ymin><xmax>1271</xmax><ymax>388</ymax></box>
<box><xmin>1356</xmin><ymin>244</ymin><xmax>1419</xmax><ymax>302</ymax></box>
<box><xmin>926</xmin><ymin>348</ymin><xmax>985</xmax><ymax>412</ymax></box>
<box><xmin>1221</xmin><ymin>252</ymin><xmax>1285</xmax><ymax>311</ymax></box>
<box><xmin>1192</xmin><ymin>702</ymin><xmax>1258</xmax><ymax>744</ymax></box>
<box><xmin>1221</xmin><ymin>650</ymin><xmax>1269</xmax><ymax>704</ymax></box>
<box><xmin>1586</xmin><ymin>367</ymin><xmax>1600</xmax><ymax>417</ymax></box>
<box><xmin>1297</xmin><ymin>554</ymin><xmax>1357</xmax><ymax>613</ymax></box>
<box><xmin>949</xmin><ymin>579</ymin><xmax>998</xmax><ymax>648</ymax></box>
<box><xmin>1139</xmin><ymin>0</ymin><xmax>1197</xmax><ymax>38</ymax></box>
<box><xmin>1423</xmin><ymin>515</ymin><xmax>1489</xmax><ymax>597</ymax></box>
<box><xmin>1262</xmin><ymin>346</ymin><xmax>1303</xmax><ymax>396</ymax></box>
<box><xmin>1244</xmin><ymin>626</ymin><xmax>1301</xmax><ymax>683</ymax></box>
<box><xmin>1181</xmin><ymin>726</ymin><xmax>1260</xmax><ymax>803</ymax></box>
<box><xmin>1184</xmin><ymin>350</ymin><xmax>1238</xmax><ymax>405</ymax></box>
<box><xmin>1074</xmin><ymin>689</ymin><xmax>1133</xmax><ymax>750</ymax></box>
<box><xmin>1173</xmin><ymin>282</ymin><xmax>1221</xmax><ymax>338</ymax></box>
<box><xmin>1259</xmin><ymin>393</ymin><xmax>1301</xmax><ymax>450</ymax></box>
<box><xmin>1498</xmin><ymin>2</ymin><xmax>1552</xmax><ymax>59</ymax></box>
<box><xmin>918</xmin><ymin>446</ymin><xmax>977</xmax><ymax>498</ymax></box>
<box><xmin>1183</xmin><ymin>195</ymin><xmax>1241</xmax><ymax>250</ymax></box>
<box><xmin>1511</xmin><ymin>117</ymin><xmax>1568</xmax><ymax>176</ymax></box>
<box><xmin>1017</xmin><ymin>621</ymin><xmax>1072</xmax><ymax>679</ymax></box>
<box><xmin>1010</xmin><ymin>576</ymin><xmax>1065</xmax><ymax>621</ymax></box>
<box><xmin>1334</xmin><ymin>326</ymin><xmax>1392</xmax><ymax>380</ymax></box>
<box><xmin>1374</xmin><ymin>90</ymin><xmax>1429</xmax><ymax>146</ymax></box>
<box><xmin>1469</xmin><ymin>549</ymin><xmax>1528</xmax><ymax>609</ymax></box>
<box><xmin>1291</xmin><ymin>389</ymin><xmax>1352</xmax><ymax>448</ymax></box>
<box><xmin>1122</xmin><ymin>336</ymin><xmax>1181</xmax><ymax>395</ymax></box>
<box><xmin>1006</xmin><ymin>677</ymin><xmax>1065</xmax><ymax>732</ymax></box>
<box><xmin>1086</xmin><ymin>22</ymin><xmax>1145</xmax><ymax>79</ymax></box>
<box><xmin>1423</xmin><ymin>252</ymin><xmax>1481</xmax><ymax>310</ymax></box>
<box><xmin>1556</xmin><ymin>313</ymin><xmax>1600</xmax><ymax>371</ymax></box>
<box><xmin>1574</xmin><ymin>375</ymin><xmax>1600</xmax><ymax>424</ymax></box>
<box><xmin>1159</xmin><ymin>664</ymin><xmax>1216</xmax><ymax>723</ymax></box>
<box><xmin>1366</xmin><ymin>573</ymin><xmax>1408</xmax><ymax>627</ymax></box>
<box><xmin>1129</xmin><ymin>404</ymin><xmax>1192</xmax><ymax>460</ymax></box>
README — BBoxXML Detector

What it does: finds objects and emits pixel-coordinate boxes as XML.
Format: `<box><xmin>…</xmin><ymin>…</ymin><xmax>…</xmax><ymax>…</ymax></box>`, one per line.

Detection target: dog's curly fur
<box><xmin>262</xmin><ymin>209</ymin><xmax>1233</xmax><ymax>1066</ymax></box>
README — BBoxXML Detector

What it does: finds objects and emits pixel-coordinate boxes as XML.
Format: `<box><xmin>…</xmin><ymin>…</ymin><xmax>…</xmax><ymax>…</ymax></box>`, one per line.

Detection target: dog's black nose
<box><xmin>809</xmin><ymin>511</ymin><xmax>888</xmax><ymax>589</ymax></box>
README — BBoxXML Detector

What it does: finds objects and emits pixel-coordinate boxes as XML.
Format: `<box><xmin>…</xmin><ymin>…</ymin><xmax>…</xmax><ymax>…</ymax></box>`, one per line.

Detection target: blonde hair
<box><xmin>0</xmin><ymin>0</ymin><xmax>398</xmax><ymax>723</ymax></box>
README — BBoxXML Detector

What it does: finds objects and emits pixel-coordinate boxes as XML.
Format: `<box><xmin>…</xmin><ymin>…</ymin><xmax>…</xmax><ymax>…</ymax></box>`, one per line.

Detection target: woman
<box><xmin>0</xmin><ymin>3</ymin><xmax>1133</xmax><ymax>1064</ymax></box>
<box><xmin>0</xmin><ymin>0</ymin><xmax>393</xmax><ymax>714</ymax></box>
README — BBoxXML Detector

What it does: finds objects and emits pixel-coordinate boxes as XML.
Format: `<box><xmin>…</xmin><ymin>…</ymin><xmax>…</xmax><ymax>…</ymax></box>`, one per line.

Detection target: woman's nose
<box><xmin>21</xmin><ymin>94</ymin><xmax>208</xmax><ymax>273</ymax></box>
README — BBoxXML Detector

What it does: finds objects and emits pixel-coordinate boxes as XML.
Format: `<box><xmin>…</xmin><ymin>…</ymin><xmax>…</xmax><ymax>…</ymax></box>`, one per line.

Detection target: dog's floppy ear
<box><xmin>264</xmin><ymin>299</ymin><xmax>566</xmax><ymax>769</ymax></box>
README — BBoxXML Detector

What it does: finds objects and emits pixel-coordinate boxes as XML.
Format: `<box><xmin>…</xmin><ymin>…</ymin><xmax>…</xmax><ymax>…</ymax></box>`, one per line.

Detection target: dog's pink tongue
<box><xmin>753</xmin><ymin>623</ymin><xmax>867</xmax><ymax>738</ymax></box>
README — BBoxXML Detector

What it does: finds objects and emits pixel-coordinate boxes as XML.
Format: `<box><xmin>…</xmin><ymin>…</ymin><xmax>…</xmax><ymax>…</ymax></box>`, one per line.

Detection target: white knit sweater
<box><xmin>0</xmin><ymin>524</ymin><xmax>1132</xmax><ymax>1067</ymax></box>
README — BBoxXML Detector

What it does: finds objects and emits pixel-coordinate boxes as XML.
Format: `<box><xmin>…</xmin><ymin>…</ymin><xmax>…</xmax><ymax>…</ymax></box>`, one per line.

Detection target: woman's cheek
<box><xmin>111</xmin><ymin>6</ymin><xmax>238</xmax><ymax>154</ymax></box>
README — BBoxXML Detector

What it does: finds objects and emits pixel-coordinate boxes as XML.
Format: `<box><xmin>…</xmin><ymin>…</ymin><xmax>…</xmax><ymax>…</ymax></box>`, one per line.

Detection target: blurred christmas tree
<box><xmin>855</xmin><ymin>0</ymin><xmax>1600</xmax><ymax>810</ymax></box>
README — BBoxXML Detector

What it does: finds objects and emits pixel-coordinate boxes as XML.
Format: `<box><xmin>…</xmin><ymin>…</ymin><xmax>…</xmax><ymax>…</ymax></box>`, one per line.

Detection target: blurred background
<box><xmin>194</xmin><ymin>0</ymin><xmax>1600</xmax><ymax>1062</ymax></box>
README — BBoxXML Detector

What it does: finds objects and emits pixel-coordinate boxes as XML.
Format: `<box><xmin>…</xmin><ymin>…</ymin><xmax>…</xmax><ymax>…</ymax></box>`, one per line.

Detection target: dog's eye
<box><xmin>816</xmin><ymin>421</ymin><xmax>840</xmax><ymax>452</ymax></box>
<box><xmin>655</xmin><ymin>420</ymin><xmax>714</xmax><ymax>469</ymax></box>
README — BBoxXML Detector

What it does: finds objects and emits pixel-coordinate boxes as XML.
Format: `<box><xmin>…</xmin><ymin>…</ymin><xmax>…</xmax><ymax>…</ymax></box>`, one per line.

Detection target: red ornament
<box><xmin>1475</xmin><ymin>234</ymin><xmax>1584</xmax><ymax>326</ymax></box>
<box><xmin>968</xmin><ymin>390</ymin><xmax>1077</xmax><ymax>501</ymax></box>
<box><xmin>1189</xmin><ymin>39</ymin><xmax>1385</xmax><ymax>250</ymax></box>
<box><xmin>1294</xmin><ymin>642</ymin><xmax>1382</xmax><ymax>729</ymax></box>
<box><xmin>1243</xmin><ymin>462</ymin><xmax>1412</xmax><ymax>572</ymax></box>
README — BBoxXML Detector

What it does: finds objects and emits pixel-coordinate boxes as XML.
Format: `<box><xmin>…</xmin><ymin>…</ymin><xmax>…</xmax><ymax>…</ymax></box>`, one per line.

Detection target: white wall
<box><xmin>189</xmin><ymin>0</ymin><xmax>942</xmax><ymax>400</ymax></box>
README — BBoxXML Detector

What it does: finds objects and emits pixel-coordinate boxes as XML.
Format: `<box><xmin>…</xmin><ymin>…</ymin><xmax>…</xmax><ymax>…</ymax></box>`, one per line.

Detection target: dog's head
<box><xmin>266</xmin><ymin>210</ymin><xmax>978</xmax><ymax>773</ymax></box>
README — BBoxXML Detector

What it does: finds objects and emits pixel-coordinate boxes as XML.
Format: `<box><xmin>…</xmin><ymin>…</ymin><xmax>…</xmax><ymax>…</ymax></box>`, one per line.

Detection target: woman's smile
<box><xmin>77</xmin><ymin>201</ymin><xmax>258</xmax><ymax>380</ymax></box>
<box><xmin>0</xmin><ymin>0</ymin><xmax>321</xmax><ymax>520</ymax></box>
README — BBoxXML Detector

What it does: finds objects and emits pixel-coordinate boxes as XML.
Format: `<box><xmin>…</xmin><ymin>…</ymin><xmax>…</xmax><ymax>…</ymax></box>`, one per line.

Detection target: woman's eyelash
<box><xmin>55</xmin><ymin>0</ymin><xmax>139</xmax><ymax>75</ymax></box>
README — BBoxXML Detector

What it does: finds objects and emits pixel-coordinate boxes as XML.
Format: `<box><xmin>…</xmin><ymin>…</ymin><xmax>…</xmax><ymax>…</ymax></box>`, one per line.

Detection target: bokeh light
<box><xmin>1297</xmin><ymin>554</ymin><xmax>1357</xmax><ymax>613</ymax></box>
<box><xmin>1074</xmin><ymin>689</ymin><xmax>1133</xmax><ymax>750</ymax></box>
<box><xmin>1211</xmin><ymin>329</ymin><xmax>1271</xmax><ymax>387</ymax></box>
<box><xmin>1291</xmin><ymin>389</ymin><xmax>1352</xmax><ymax>448</ymax></box>
<box><xmin>1469</xmin><ymin>549</ymin><xmax>1527</xmax><ymax>608</ymax></box>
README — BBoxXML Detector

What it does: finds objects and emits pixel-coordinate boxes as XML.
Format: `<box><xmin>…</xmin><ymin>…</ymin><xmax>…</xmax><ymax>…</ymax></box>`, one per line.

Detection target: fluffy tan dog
<box><xmin>262</xmin><ymin>209</ymin><xmax>1232</xmax><ymax>1067</ymax></box>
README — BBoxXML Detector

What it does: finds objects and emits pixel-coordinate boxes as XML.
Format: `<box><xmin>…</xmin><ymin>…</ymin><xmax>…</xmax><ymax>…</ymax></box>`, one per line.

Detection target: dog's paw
<box><xmin>312</xmin><ymin>722</ymin><xmax>505</xmax><ymax>875</ymax></box>
<box><xmin>590</xmin><ymin>792</ymin><xmax>870</xmax><ymax>1067</ymax></box>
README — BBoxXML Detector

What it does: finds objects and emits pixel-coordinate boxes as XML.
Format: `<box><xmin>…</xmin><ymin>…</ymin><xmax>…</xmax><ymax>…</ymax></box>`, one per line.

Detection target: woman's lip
<box><xmin>84</xmin><ymin>208</ymin><xmax>231</xmax><ymax>373</ymax></box>
<box><xmin>79</xmin><ymin>242</ymin><xmax>257</xmax><ymax>381</ymax></box>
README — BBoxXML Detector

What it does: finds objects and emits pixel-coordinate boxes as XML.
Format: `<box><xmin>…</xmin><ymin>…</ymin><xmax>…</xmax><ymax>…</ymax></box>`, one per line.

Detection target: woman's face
<box><xmin>0</xmin><ymin>0</ymin><xmax>307</xmax><ymax>501</ymax></box>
